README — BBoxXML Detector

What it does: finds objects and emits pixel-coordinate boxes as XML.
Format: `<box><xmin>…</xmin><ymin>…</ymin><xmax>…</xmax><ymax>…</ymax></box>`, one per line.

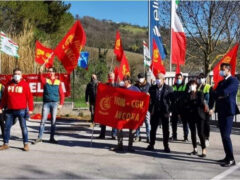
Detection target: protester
<box><xmin>135</xmin><ymin>72</ymin><xmax>151</xmax><ymax>143</ymax></box>
<box><xmin>146</xmin><ymin>73</ymin><xmax>173</xmax><ymax>153</ymax></box>
<box><xmin>112</xmin><ymin>75</ymin><xmax>140</xmax><ymax>152</ymax></box>
<box><xmin>0</xmin><ymin>82</ymin><xmax>4</xmax><ymax>139</ymax></box>
<box><xmin>85</xmin><ymin>74</ymin><xmax>98</xmax><ymax>123</ymax></box>
<box><xmin>33</xmin><ymin>65</ymin><xmax>65</xmax><ymax>144</ymax></box>
<box><xmin>98</xmin><ymin>72</ymin><xmax>117</xmax><ymax>139</ymax></box>
<box><xmin>0</xmin><ymin>68</ymin><xmax>33</xmax><ymax>151</ymax></box>
<box><xmin>197</xmin><ymin>73</ymin><xmax>212</xmax><ymax>146</ymax></box>
<box><xmin>209</xmin><ymin>63</ymin><xmax>239</xmax><ymax>167</ymax></box>
<box><xmin>170</xmin><ymin>73</ymin><xmax>189</xmax><ymax>141</ymax></box>
<box><xmin>180</xmin><ymin>80</ymin><xmax>207</xmax><ymax>157</ymax></box>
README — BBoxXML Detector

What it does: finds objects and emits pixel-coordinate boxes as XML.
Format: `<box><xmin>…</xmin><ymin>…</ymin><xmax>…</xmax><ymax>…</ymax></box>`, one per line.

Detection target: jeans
<box><xmin>38</xmin><ymin>102</ymin><xmax>58</xmax><ymax>140</ymax></box>
<box><xmin>4</xmin><ymin>109</ymin><xmax>28</xmax><ymax>144</ymax></box>
<box><xmin>136</xmin><ymin>111</ymin><xmax>151</xmax><ymax>141</ymax></box>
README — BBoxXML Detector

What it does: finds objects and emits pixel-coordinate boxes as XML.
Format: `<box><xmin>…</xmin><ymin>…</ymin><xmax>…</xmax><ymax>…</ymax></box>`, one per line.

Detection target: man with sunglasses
<box><xmin>33</xmin><ymin>65</ymin><xmax>64</xmax><ymax>144</ymax></box>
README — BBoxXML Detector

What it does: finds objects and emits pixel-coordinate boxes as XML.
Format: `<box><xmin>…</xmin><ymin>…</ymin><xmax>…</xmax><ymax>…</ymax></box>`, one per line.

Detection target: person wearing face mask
<box><xmin>146</xmin><ymin>73</ymin><xmax>173</xmax><ymax>153</ymax></box>
<box><xmin>33</xmin><ymin>65</ymin><xmax>65</xmax><ymax>144</ymax></box>
<box><xmin>209</xmin><ymin>63</ymin><xmax>239</xmax><ymax>167</ymax></box>
<box><xmin>170</xmin><ymin>73</ymin><xmax>189</xmax><ymax>142</ymax></box>
<box><xmin>134</xmin><ymin>73</ymin><xmax>151</xmax><ymax>143</ymax></box>
<box><xmin>85</xmin><ymin>74</ymin><xmax>98</xmax><ymax>123</ymax></box>
<box><xmin>181</xmin><ymin>80</ymin><xmax>207</xmax><ymax>157</ymax></box>
<box><xmin>98</xmin><ymin>72</ymin><xmax>117</xmax><ymax>140</ymax></box>
<box><xmin>111</xmin><ymin>75</ymin><xmax>140</xmax><ymax>152</ymax></box>
<box><xmin>0</xmin><ymin>68</ymin><xmax>33</xmax><ymax>151</ymax></box>
<box><xmin>197</xmin><ymin>73</ymin><xmax>212</xmax><ymax>147</ymax></box>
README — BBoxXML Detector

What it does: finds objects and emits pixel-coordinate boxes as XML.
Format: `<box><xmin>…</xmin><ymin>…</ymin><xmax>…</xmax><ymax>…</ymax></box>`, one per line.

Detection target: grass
<box><xmin>119</xmin><ymin>25</ymin><xmax>147</xmax><ymax>34</ymax></box>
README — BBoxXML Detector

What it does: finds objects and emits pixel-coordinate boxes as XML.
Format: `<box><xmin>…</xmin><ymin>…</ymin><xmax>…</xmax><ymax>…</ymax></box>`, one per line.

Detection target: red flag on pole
<box><xmin>150</xmin><ymin>39</ymin><xmax>166</xmax><ymax>76</ymax></box>
<box><xmin>54</xmin><ymin>20</ymin><xmax>86</xmax><ymax>74</ymax></box>
<box><xmin>114</xmin><ymin>30</ymin><xmax>124</xmax><ymax>62</ymax></box>
<box><xmin>118</xmin><ymin>54</ymin><xmax>130</xmax><ymax>80</ymax></box>
<box><xmin>213</xmin><ymin>43</ymin><xmax>239</xmax><ymax>89</ymax></box>
<box><xmin>35</xmin><ymin>41</ymin><xmax>54</xmax><ymax>68</ymax></box>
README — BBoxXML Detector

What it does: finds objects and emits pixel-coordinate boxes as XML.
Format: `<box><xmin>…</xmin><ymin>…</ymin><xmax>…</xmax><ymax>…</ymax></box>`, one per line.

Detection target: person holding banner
<box><xmin>135</xmin><ymin>72</ymin><xmax>151</xmax><ymax>143</ymax></box>
<box><xmin>98</xmin><ymin>72</ymin><xmax>117</xmax><ymax>140</ymax></box>
<box><xmin>112</xmin><ymin>75</ymin><xmax>140</xmax><ymax>152</ymax></box>
<box><xmin>33</xmin><ymin>65</ymin><xmax>64</xmax><ymax>144</ymax></box>
<box><xmin>146</xmin><ymin>73</ymin><xmax>173</xmax><ymax>153</ymax></box>
<box><xmin>85</xmin><ymin>74</ymin><xmax>98</xmax><ymax>123</ymax></box>
<box><xmin>0</xmin><ymin>68</ymin><xmax>33</xmax><ymax>151</ymax></box>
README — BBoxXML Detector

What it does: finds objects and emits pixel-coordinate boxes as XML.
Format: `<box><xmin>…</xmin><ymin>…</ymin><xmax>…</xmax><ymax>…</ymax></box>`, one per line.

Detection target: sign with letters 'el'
<box><xmin>0</xmin><ymin>74</ymin><xmax>71</xmax><ymax>97</ymax></box>
<box><xmin>94</xmin><ymin>83</ymin><xmax>150</xmax><ymax>130</ymax></box>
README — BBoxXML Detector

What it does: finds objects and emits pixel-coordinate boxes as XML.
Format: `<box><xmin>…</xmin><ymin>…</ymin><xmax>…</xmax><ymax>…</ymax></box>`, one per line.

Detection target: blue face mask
<box><xmin>219</xmin><ymin>70</ymin><xmax>225</xmax><ymax>77</ymax></box>
<box><xmin>177</xmin><ymin>79</ymin><xmax>182</xmax><ymax>85</ymax></box>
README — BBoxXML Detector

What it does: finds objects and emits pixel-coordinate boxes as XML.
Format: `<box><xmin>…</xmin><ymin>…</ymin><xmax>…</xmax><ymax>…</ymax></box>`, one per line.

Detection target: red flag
<box><xmin>118</xmin><ymin>54</ymin><xmax>130</xmax><ymax>80</ymax></box>
<box><xmin>94</xmin><ymin>83</ymin><xmax>150</xmax><ymax>130</ymax></box>
<box><xmin>176</xmin><ymin>63</ymin><xmax>181</xmax><ymax>74</ymax></box>
<box><xmin>114</xmin><ymin>30</ymin><xmax>124</xmax><ymax>61</ymax></box>
<box><xmin>54</xmin><ymin>20</ymin><xmax>86</xmax><ymax>74</ymax></box>
<box><xmin>150</xmin><ymin>39</ymin><xmax>166</xmax><ymax>76</ymax></box>
<box><xmin>35</xmin><ymin>41</ymin><xmax>54</xmax><ymax>68</ymax></box>
<box><xmin>213</xmin><ymin>43</ymin><xmax>239</xmax><ymax>89</ymax></box>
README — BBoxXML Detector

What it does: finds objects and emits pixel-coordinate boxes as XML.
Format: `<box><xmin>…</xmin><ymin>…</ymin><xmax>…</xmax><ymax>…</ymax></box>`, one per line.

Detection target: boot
<box><xmin>0</xmin><ymin>144</ymin><xmax>9</xmax><ymax>150</ymax></box>
<box><xmin>23</xmin><ymin>144</ymin><xmax>29</xmax><ymax>151</ymax></box>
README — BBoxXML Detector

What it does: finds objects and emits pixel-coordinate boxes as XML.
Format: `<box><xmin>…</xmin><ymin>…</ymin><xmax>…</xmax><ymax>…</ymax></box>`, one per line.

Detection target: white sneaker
<box><xmin>205</xmin><ymin>140</ymin><xmax>210</xmax><ymax>147</ymax></box>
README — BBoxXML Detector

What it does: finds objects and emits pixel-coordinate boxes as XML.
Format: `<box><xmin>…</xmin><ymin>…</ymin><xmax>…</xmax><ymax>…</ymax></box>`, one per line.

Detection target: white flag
<box><xmin>0</xmin><ymin>32</ymin><xmax>19</xmax><ymax>58</ymax></box>
<box><xmin>143</xmin><ymin>40</ymin><xmax>151</xmax><ymax>67</ymax></box>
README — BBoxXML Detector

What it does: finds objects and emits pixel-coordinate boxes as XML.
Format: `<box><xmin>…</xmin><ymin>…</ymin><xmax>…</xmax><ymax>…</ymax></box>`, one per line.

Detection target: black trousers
<box><xmin>171</xmin><ymin>113</ymin><xmax>189</xmax><ymax>139</ymax></box>
<box><xmin>204</xmin><ymin>113</ymin><xmax>211</xmax><ymax>139</ymax></box>
<box><xmin>188</xmin><ymin>116</ymin><xmax>206</xmax><ymax>149</ymax></box>
<box><xmin>150</xmin><ymin>112</ymin><xmax>169</xmax><ymax>149</ymax></box>
<box><xmin>99</xmin><ymin>125</ymin><xmax>117</xmax><ymax>138</ymax></box>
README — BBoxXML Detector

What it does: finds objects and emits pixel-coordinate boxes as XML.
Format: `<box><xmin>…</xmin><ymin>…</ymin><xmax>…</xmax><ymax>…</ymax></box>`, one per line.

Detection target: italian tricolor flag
<box><xmin>171</xmin><ymin>0</ymin><xmax>186</xmax><ymax>66</ymax></box>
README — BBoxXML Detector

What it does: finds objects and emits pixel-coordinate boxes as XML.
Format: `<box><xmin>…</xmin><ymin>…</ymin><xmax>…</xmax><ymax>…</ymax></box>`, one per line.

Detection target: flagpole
<box><xmin>170</xmin><ymin>0</ymin><xmax>173</xmax><ymax>72</ymax></box>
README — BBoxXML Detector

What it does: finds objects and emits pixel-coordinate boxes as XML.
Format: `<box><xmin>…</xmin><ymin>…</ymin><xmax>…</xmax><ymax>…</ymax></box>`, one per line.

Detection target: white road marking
<box><xmin>211</xmin><ymin>162</ymin><xmax>240</xmax><ymax>180</ymax></box>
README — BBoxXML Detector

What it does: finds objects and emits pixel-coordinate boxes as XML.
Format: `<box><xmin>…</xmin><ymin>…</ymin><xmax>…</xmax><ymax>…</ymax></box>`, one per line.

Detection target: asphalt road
<box><xmin>0</xmin><ymin>118</ymin><xmax>239</xmax><ymax>179</ymax></box>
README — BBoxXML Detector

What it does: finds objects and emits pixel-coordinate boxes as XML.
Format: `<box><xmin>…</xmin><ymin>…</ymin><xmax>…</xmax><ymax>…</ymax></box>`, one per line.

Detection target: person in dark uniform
<box><xmin>181</xmin><ymin>80</ymin><xmax>207</xmax><ymax>157</ymax></box>
<box><xmin>98</xmin><ymin>72</ymin><xmax>117</xmax><ymax>139</ymax></box>
<box><xmin>135</xmin><ymin>72</ymin><xmax>151</xmax><ymax>143</ymax></box>
<box><xmin>146</xmin><ymin>73</ymin><xmax>173</xmax><ymax>153</ymax></box>
<box><xmin>85</xmin><ymin>74</ymin><xmax>98</xmax><ymax>123</ymax></box>
<box><xmin>209</xmin><ymin>63</ymin><xmax>239</xmax><ymax>167</ymax></box>
<box><xmin>170</xmin><ymin>73</ymin><xmax>189</xmax><ymax>141</ymax></box>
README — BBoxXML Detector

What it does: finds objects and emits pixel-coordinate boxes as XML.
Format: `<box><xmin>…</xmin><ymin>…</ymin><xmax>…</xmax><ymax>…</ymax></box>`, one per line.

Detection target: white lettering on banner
<box><xmin>153</xmin><ymin>0</ymin><xmax>159</xmax><ymax>21</ymax></box>
<box><xmin>37</xmin><ymin>83</ymin><xmax>44</xmax><ymax>93</ymax></box>
<box><xmin>29</xmin><ymin>82</ymin><xmax>43</xmax><ymax>93</ymax></box>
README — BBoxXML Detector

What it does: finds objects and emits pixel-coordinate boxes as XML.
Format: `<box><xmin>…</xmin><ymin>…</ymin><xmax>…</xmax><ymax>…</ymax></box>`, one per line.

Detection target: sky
<box><xmin>66</xmin><ymin>1</ymin><xmax>148</xmax><ymax>27</ymax></box>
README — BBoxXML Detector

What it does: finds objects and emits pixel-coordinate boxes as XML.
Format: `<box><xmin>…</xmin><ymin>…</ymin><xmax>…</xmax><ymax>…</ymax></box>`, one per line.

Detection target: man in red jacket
<box><xmin>0</xmin><ymin>68</ymin><xmax>33</xmax><ymax>151</ymax></box>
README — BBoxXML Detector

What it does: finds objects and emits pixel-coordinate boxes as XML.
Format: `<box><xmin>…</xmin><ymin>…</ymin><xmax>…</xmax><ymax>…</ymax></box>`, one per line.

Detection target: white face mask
<box><xmin>190</xmin><ymin>84</ymin><xmax>197</xmax><ymax>92</ymax></box>
<box><xmin>200</xmin><ymin>78</ymin><xmax>206</xmax><ymax>84</ymax></box>
<box><xmin>139</xmin><ymin>78</ymin><xmax>145</xmax><ymax>84</ymax></box>
<box><xmin>119</xmin><ymin>81</ymin><xmax>125</xmax><ymax>87</ymax></box>
<box><xmin>13</xmin><ymin>75</ymin><xmax>21</xmax><ymax>82</ymax></box>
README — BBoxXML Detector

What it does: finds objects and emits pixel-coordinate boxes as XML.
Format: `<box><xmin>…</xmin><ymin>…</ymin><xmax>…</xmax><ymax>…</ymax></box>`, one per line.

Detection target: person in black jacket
<box><xmin>135</xmin><ymin>73</ymin><xmax>151</xmax><ymax>143</ymax></box>
<box><xmin>85</xmin><ymin>74</ymin><xmax>98</xmax><ymax>123</ymax></box>
<box><xmin>181</xmin><ymin>79</ymin><xmax>207</xmax><ymax>157</ymax></box>
<box><xmin>146</xmin><ymin>73</ymin><xmax>173</xmax><ymax>153</ymax></box>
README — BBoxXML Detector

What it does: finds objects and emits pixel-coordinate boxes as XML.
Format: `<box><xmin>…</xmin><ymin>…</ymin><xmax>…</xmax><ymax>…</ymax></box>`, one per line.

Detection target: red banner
<box><xmin>35</xmin><ymin>41</ymin><xmax>54</xmax><ymax>68</ymax></box>
<box><xmin>94</xmin><ymin>83</ymin><xmax>150</xmax><ymax>130</ymax></box>
<box><xmin>54</xmin><ymin>20</ymin><xmax>86</xmax><ymax>74</ymax></box>
<box><xmin>213</xmin><ymin>43</ymin><xmax>239</xmax><ymax>89</ymax></box>
<box><xmin>0</xmin><ymin>74</ymin><xmax>71</xmax><ymax>97</ymax></box>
